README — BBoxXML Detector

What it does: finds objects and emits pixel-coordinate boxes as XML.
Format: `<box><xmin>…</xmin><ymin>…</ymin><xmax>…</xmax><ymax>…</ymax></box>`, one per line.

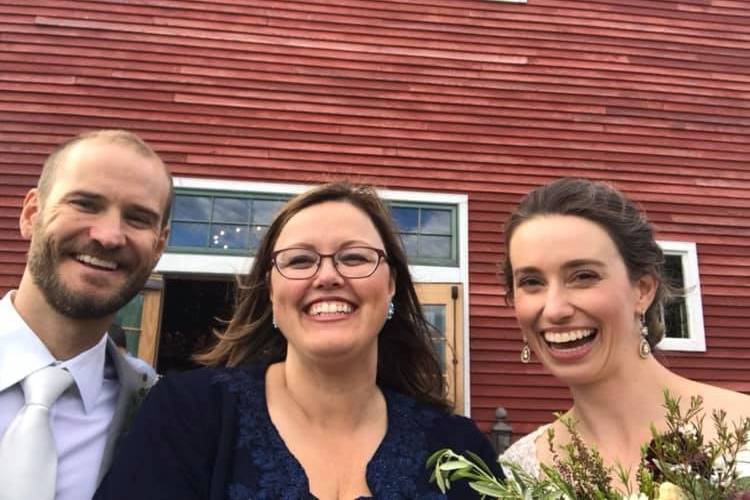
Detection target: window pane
<box><xmin>664</xmin><ymin>254</ymin><xmax>688</xmax><ymax>339</ymax></box>
<box><xmin>173</xmin><ymin>196</ymin><xmax>211</xmax><ymax>221</ymax></box>
<box><xmin>213</xmin><ymin>198</ymin><xmax>250</xmax><ymax>224</ymax></box>
<box><xmin>420</xmin><ymin>235</ymin><xmax>452</xmax><ymax>259</ymax></box>
<box><xmin>421</xmin><ymin>208</ymin><xmax>452</xmax><ymax>235</ymax></box>
<box><xmin>391</xmin><ymin>207</ymin><xmax>419</xmax><ymax>232</ymax></box>
<box><xmin>664</xmin><ymin>299</ymin><xmax>689</xmax><ymax>339</ymax></box>
<box><xmin>423</xmin><ymin>304</ymin><xmax>446</xmax><ymax>372</ymax></box>
<box><xmin>170</xmin><ymin>222</ymin><xmax>209</xmax><ymax>247</ymax></box>
<box><xmin>400</xmin><ymin>234</ymin><xmax>418</xmax><ymax>257</ymax></box>
<box><xmin>253</xmin><ymin>199</ymin><xmax>285</xmax><ymax>224</ymax></box>
<box><xmin>248</xmin><ymin>225</ymin><xmax>269</xmax><ymax>251</ymax></box>
<box><xmin>210</xmin><ymin>224</ymin><xmax>248</xmax><ymax>250</ymax></box>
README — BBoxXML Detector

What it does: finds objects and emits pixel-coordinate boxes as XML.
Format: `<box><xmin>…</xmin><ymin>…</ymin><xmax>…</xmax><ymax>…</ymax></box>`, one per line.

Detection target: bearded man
<box><xmin>0</xmin><ymin>130</ymin><xmax>172</xmax><ymax>500</ymax></box>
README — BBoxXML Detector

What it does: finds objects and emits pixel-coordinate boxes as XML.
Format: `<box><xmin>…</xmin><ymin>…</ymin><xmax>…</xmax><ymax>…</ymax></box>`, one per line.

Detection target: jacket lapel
<box><xmin>96</xmin><ymin>340</ymin><xmax>156</xmax><ymax>485</ymax></box>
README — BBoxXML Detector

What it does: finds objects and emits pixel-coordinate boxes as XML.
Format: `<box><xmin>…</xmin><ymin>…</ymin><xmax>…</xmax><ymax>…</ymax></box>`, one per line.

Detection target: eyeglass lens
<box><xmin>274</xmin><ymin>247</ymin><xmax>382</xmax><ymax>279</ymax></box>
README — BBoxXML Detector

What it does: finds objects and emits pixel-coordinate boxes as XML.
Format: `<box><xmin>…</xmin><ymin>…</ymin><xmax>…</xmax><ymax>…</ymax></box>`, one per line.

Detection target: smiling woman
<box><xmin>95</xmin><ymin>181</ymin><xmax>502</xmax><ymax>500</ymax></box>
<box><xmin>498</xmin><ymin>178</ymin><xmax>750</xmax><ymax>491</ymax></box>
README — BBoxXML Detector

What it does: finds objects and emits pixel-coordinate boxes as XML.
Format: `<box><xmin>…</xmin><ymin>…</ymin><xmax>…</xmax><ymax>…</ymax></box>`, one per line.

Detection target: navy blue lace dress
<box><xmin>95</xmin><ymin>363</ymin><xmax>503</xmax><ymax>500</ymax></box>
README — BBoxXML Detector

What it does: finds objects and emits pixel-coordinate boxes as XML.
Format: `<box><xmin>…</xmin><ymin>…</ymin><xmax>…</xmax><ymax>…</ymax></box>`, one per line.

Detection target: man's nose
<box><xmin>89</xmin><ymin>211</ymin><xmax>126</xmax><ymax>249</ymax></box>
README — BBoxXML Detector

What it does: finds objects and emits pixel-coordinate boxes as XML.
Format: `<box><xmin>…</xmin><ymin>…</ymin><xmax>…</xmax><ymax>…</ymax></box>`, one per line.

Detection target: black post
<box><xmin>491</xmin><ymin>406</ymin><xmax>513</xmax><ymax>455</ymax></box>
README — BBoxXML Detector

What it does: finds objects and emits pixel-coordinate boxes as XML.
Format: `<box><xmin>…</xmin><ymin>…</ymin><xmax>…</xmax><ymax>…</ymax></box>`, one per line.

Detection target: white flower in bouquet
<box><xmin>655</xmin><ymin>482</ymin><xmax>687</xmax><ymax>500</ymax></box>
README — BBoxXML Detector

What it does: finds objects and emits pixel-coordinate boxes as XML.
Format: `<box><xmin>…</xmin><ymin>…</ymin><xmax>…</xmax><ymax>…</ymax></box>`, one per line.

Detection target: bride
<box><xmin>499</xmin><ymin>177</ymin><xmax>750</xmax><ymax>488</ymax></box>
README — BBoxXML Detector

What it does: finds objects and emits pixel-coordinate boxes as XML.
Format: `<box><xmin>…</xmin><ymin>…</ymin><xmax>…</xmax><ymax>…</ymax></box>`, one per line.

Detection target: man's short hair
<box><xmin>37</xmin><ymin>129</ymin><xmax>174</xmax><ymax>227</ymax></box>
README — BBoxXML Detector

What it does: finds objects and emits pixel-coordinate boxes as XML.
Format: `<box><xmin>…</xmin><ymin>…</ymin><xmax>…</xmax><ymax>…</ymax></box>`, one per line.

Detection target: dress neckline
<box><xmin>256</xmin><ymin>363</ymin><xmax>394</xmax><ymax>500</ymax></box>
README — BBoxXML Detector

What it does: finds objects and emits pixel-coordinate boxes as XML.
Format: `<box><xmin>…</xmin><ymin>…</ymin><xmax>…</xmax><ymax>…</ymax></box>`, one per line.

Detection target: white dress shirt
<box><xmin>0</xmin><ymin>292</ymin><xmax>119</xmax><ymax>500</ymax></box>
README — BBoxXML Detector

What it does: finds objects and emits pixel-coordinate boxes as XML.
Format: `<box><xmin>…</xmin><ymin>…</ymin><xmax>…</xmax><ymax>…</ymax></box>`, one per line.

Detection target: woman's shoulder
<box><xmin>149</xmin><ymin>363</ymin><xmax>265</xmax><ymax>408</ymax></box>
<box><xmin>381</xmin><ymin>390</ymin><xmax>494</xmax><ymax>452</ymax></box>
<box><xmin>500</xmin><ymin>424</ymin><xmax>550</xmax><ymax>478</ymax></box>
<box><xmin>681</xmin><ymin>380</ymin><xmax>750</xmax><ymax>423</ymax></box>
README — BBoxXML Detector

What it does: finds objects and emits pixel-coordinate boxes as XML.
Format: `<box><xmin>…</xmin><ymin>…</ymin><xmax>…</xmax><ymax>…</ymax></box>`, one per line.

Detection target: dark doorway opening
<box><xmin>158</xmin><ymin>277</ymin><xmax>235</xmax><ymax>374</ymax></box>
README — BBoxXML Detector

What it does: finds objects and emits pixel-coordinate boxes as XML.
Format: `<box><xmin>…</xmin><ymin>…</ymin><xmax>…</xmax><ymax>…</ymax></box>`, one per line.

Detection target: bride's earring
<box><xmin>639</xmin><ymin>313</ymin><xmax>651</xmax><ymax>359</ymax></box>
<box><xmin>520</xmin><ymin>338</ymin><xmax>531</xmax><ymax>364</ymax></box>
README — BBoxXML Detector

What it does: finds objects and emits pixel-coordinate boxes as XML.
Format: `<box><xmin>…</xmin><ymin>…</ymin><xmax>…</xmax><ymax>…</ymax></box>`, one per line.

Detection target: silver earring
<box><xmin>639</xmin><ymin>313</ymin><xmax>651</xmax><ymax>359</ymax></box>
<box><xmin>272</xmin><ymin>315</ymin><xmax>278</xmax><ymax>329</ymax></box>
<box><xmin>386</xmin><ymin>301</ymin><xmax>394</xmax><ymax>320</ymax></box>
<box><xmin>520</xmin><ymin>338</ymin><xmax>531</xmax><ymax>364</ymax></box>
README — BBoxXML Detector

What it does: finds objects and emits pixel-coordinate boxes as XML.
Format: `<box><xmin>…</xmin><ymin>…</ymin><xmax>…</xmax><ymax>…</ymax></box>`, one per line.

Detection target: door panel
<box><xmin>414</xmin><ymin>283</ymin><xmax>464</xmax><ymax>414</ymax></box>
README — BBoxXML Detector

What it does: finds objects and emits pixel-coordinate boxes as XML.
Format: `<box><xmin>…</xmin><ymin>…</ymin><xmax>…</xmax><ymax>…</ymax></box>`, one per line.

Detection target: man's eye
<box><xmin>127</xmin><ymin>215</ymin><xmax>152</xmax><ymax>228</ymax></box>
<box><xmin>71</xmin><ymin>199</ymin><xmax>97</xmax><ymax>211</ymax></box>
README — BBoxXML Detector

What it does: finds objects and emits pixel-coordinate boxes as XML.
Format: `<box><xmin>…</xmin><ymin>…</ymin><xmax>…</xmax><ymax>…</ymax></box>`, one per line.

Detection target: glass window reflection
<box><xmin>400</xmin><ymin>234</ymin><xmax>418</xmax><ymax>257</ymax></box>
<box><xmin>209</xmin><ymin>224</ymin><xmax>248</xmax><ymax>250</ymax></box>
<box><xmin>422</xmin><ymin>304</ymin><xmax>446</xmax><ymax>371</ymax></box>
<box><xmin>173</xmin><ymin>196</ymin><xmax>211</xmax><ymax>221</ymax></box>
<box><xmin>213</xmin><ymin>198</ymin><xmax>250</xmax><ymax>224</ymax></box>
<box><xmin>170</xmin><ymin>222</ymin><xmax>209</xmax><ymax>247</ymax></box>
<box><xmin>391</xmin><ymin>207</ymin><xmax>419</xmax><ymax>232</ymax></box>
<box><xmin>420</xmin><ymin>235</ymin><xmax>452</xmax><ymax>259</ymax></box>
<box><xmin>421</xmin><ymin>209</ymin><xmax>452</xmax><ymax>235</ymax></box>
<box><xmin>253</xmin><ymin>200</ymin><xmax>285</xmax><ymax>224</ymax></box>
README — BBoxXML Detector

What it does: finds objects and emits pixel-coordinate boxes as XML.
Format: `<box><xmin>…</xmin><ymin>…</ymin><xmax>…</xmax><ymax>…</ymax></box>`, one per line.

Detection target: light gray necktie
<box><xmin>0</xmin><ymin>365</ymin><xmax>75</xmax><ymax>500</ymax></box>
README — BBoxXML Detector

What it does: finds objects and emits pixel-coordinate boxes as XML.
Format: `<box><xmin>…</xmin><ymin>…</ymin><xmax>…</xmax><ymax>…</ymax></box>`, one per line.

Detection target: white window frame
<box><xmin>656</xmin><ymin>240</ymin><xmax>706</xmax><ymax>352</ymax></box>
<box><xmin>156</xmin><ymin>177</ymin><xmax>473</xmax><ymax>414</ymax></box>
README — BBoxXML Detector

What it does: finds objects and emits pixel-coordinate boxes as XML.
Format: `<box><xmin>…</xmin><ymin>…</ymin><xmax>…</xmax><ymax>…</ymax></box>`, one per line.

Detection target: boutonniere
<box><xmin>123</xmin><ymin>373</ymin><xmax>158</xmax><ymax>433</ymax></box>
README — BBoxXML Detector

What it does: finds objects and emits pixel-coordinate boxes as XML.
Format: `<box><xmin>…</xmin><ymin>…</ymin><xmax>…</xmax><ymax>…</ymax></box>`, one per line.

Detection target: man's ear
<box><xmin>19</xmin><ymin>188</ymin><xmax>41</xmax><ymax>239</ymax></box>
<box><xmin>151</xmin><ymin>226</ymin><xmax>169</xmax><ymax>267</ymax></box>
<box><xmin>635</xmin><ymin>273</ymin><xmax>658</xmax><ymax>314</ymax></box>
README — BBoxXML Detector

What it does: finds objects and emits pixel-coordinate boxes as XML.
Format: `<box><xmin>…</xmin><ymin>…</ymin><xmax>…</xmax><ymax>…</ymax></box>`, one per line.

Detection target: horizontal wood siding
<box><xmin>0</xmin><ymin>0</ymin><xmax>748</xmax><ymax>437</ymax></box>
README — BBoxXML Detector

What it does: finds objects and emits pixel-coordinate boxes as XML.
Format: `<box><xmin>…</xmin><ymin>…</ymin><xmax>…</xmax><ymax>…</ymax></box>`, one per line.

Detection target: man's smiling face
<box><xmin>21</xmin><ymin>138</ymin><xmax>170</xmax><ymax>319</ymax></box>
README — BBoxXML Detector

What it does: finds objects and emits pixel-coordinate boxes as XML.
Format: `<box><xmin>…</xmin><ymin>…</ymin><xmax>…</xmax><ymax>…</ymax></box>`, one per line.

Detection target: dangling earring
<box><xmin>520</xmin><ymin>338</ymin><xmax>531</xmax><ymax>364</ymax></box>
<box><xmin>272</xmin><ymin>314</ymin><xmax>278</xmax><ymax>329</ymax></box>
<box><xmin>386</xmin><ymin>301</ymin><xmax>395</xmax><ymax>320</ymax></box>
<box><xmin>639</xmin><ymin>313</ymin><xmax>651</xmax><ymax>359</ymax></box>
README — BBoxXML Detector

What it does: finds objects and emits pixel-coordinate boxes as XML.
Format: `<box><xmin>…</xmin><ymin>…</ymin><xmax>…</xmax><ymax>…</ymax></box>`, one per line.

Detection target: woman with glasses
<box><xmin>96</xmin><ymin>182</ymin><xmax>502</xmax><ymax>500</ymax></box>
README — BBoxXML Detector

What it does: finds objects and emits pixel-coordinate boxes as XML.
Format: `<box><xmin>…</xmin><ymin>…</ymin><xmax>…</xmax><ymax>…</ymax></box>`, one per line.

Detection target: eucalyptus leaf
<box><xmin>439</xmin><ymin>461</ymin><xmax>470</xmax><ymax>471</ymax></box>
<box><xmin>468</xmin><ymin>481</ymin><xmax>508</xmax><ymax>496</ymax></box>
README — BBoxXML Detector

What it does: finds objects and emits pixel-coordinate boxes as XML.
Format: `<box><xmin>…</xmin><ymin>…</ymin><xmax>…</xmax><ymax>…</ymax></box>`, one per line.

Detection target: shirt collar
<box><xmin>0</xmin><ymin>291</ymin><xmax>109</xmax><ymax>414</ymax></box>
<box><xmin>58</xmin><ymin>334</ymin><xmax>109</xmax><ymax>414</ymax></box>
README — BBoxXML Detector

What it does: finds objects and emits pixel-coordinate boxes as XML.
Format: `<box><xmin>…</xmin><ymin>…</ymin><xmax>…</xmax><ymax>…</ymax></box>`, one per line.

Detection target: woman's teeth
<box><xmin>543</xmin><ymin>329</ymin><xmax>596</xmax><ymax>344</ymax></box>
<box><xmin>308</xmin><ymin>301</ymin><xmax>353</xmax><ymax>316</ymax></box>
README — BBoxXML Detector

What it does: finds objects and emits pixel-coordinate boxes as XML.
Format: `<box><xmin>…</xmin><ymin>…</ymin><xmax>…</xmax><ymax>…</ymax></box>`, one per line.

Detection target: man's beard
<box><xmin>27</xmin><ymin>228</ymin><xmax>152</xmax><ymax>319</ymax></box>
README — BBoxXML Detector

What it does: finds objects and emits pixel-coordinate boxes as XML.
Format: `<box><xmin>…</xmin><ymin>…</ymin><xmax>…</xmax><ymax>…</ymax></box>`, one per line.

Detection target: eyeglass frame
<box><xmin>270</xmin><ymin>246</ymin><xmax>390</xmax><ymax>280</ymax></box>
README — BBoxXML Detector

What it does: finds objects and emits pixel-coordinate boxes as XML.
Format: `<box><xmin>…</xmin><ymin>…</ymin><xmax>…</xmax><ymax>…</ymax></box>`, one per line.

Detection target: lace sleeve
<box><xmin>498</xmin><ymin>424</ymin><xmax>549</xmax><ymax>479</ymax></box>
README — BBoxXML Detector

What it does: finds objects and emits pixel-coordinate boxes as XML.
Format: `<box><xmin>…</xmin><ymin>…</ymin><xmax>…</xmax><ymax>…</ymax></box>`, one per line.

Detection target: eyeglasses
<box><xmin>271</xmin><ymin>246</ymin><xmax>388</xmax><ymax>280</ymax></box>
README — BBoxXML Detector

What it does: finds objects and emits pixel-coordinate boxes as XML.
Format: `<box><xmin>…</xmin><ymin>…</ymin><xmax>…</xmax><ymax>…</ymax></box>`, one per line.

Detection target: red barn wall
<box><xmin>1</xmin><ymin>0</ymin><xmax>748</xmax><ymax>437</ymax></box>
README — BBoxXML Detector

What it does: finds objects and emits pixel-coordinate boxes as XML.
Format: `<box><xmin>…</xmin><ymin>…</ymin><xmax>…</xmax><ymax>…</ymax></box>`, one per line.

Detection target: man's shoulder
<box><xmin>121</xmin><ymin>355</ymin><xmax>157</xmax><ymax>384</ymax></box>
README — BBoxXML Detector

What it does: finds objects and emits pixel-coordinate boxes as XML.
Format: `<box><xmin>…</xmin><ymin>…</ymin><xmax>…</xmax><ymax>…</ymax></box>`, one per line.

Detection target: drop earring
<box><xmin>638</xmin><ymin>313</ymin><xmax>651</xmax><ymax>359</ymax></box>
<box><xmin>386</xmin><ymin>301</ymin><xmax>394</xmax><ymax>320</ymax></box>
<box><xmin>272</xmin><ymin>314</ymin><xmax>278</xmax><ymax>329</ymax></box>
<box><xmin>520</xmin><ymin>338</ymin><xmax>531</xmax><ymax>364</ymax></box>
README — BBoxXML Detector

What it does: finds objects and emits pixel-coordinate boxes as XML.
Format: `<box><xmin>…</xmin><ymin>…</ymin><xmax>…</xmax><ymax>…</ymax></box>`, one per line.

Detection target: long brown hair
<box><xmin>196</xmin><ymin>182</ymin><xmax>449</xmax><ymax>410</ymax></box>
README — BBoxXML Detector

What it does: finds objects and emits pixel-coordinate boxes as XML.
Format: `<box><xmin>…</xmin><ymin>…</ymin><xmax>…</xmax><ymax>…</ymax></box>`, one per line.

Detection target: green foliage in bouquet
<box><xmin>428</xmin><ymin>391</ymin><xmax>750</xmax><ymax>499</ymax></box>
<box><xmin>635</xmin><ymin>393</ymin><xmax>750</xmax><ymax>500</ymax></box>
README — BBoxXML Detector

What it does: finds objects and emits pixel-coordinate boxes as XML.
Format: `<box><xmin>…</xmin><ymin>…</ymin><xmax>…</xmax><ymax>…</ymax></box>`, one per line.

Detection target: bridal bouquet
<box><xmin>428</xmin><ymin>392</ymin><xmax>750</xmax><ymax>499</ymax></box>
